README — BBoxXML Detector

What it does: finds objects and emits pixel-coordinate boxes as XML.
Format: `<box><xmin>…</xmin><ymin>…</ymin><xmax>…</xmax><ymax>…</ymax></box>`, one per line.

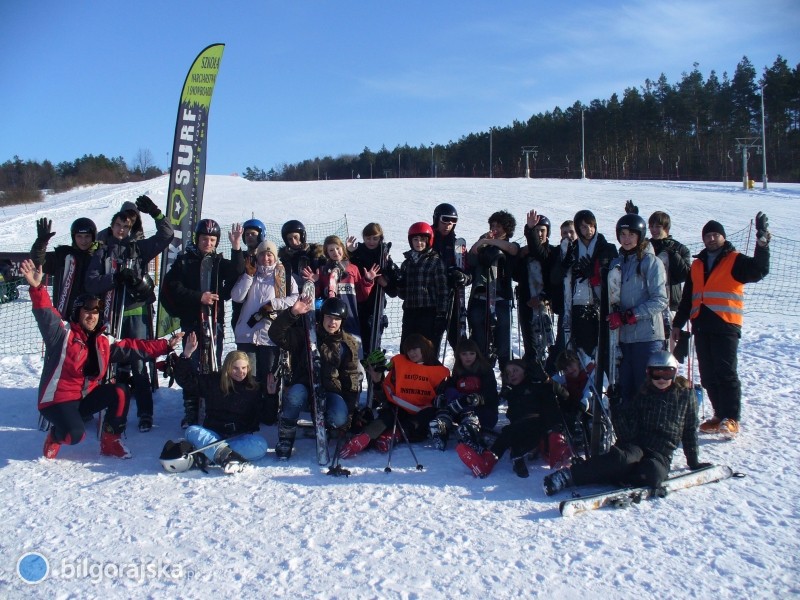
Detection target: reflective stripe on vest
<box><xmin>690</xmin><ymin>252</ymin><xmax>744</xmax><ymax>325</ymax></box>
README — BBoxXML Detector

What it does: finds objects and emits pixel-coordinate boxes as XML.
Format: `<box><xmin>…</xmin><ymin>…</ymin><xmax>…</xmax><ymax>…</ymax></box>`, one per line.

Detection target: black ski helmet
<box><xmin>70</xmin><ymin>217</ymin><xmax>97</xmax><ymax>243</ymax></box>
<box><xmin>533</xmin><ymin>215</ymin><xmax>551</xmax><ymax>238</ymax></box>
<box><xmin>432</xmin><ymin>203</ymin><xmax>458</xmax><ymax>226</ymax></box>
<box><xmin>242</xmin><ymin>218</ymin><xmax>267</xmax><ymax>245</ymax></box>
<box><xmin>281</xmin><ymin>219</ymin><xmax>307</xmax><ymax>245</ymax></box>
<box><xmin>71</xmin><ymin>293</ymin><xmax>104</xmax><ymax>324</ymax></box>
<box><xmin>320</xmin><ymin>297</ymin><xmax>348</xmax><ymax>321</ymax></box>
<box><xmin>616</xmin><ymin>214</ymin><xmax>647</xmax><ymax>243</ymax></box>
<box><xmin>194</xmin><ymin>219</ymin><xmax>222</xmax><ymax>248</ymax></box>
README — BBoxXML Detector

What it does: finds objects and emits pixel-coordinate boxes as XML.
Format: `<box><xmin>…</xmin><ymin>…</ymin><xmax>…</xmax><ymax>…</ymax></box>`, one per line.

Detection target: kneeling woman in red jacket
<box><xmin>21</xmin><ymin>259</ymin><xmax>181</xmax><ymax>460</ymax></box>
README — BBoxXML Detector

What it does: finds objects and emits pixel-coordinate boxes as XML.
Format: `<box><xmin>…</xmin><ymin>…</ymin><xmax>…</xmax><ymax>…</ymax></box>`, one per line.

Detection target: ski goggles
<box><xmin>80</xmin><ymin>299</ymin><xmax>105</xmax><ymax>314</ymax></box>
<box><xmin>648</xmin><ymin>367</ymin><xmax>677</xmax><ymax>381</ymax></box>
<box><xmin>439</xmin><ymin>216</ymin><xmax>458</xmax><ymax>224</ymax></box>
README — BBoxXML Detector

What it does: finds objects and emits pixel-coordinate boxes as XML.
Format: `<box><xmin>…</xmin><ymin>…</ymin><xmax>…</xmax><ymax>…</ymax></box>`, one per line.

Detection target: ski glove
<box><xmin>561</xmin><ymin>240</ymin><xmax>576</xmax><ymax>270</ymax></box>
<box><xmin>625</xmin><ymin>200</ymin><xmax>639</xmax><ymax>215</ymax></box>
<box><xmin>116</xmin><ymin>267</ymin><xmax>139</xmax><ymax>287</ymax></box>
<box><xmin>135</xmin><ymin>195</ymin><xmax>161</xmax><ymax>218</ymax></box>
<box><xmin>689</xmin><ymin>461</ymin><xmax>712</xmax><ymax>471</ymax></box>
<box><xmin>756</xmin><ymin>211</ymin><xmax>770</xmax><ymax>245</ymax></box>
<box><xmin>448</xmin><ymin>266</ymin><xmax>469</xmax><ymax>288</ymax></box>
<box><xmin>36</xmin><ymin>218</ymin><xmax>56</xmax><ymax>244</ymax></box>
<box><xmin>573</xmin><ymin>256</ymin><xmax>593</xmax><ymax>281</ymax></box>
<box><xmin>363</xmin><ymin>348</ymin><xmax>388</xmax><ymax>372</ymax></box>
<box><xmin>607</xmin><ymin>309</ymin><xmax>636</xmax><ymax>330</ymax></box>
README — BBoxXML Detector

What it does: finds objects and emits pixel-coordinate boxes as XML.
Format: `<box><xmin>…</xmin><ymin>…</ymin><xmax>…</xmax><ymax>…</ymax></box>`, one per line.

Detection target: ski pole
<box><xmin>384</xmin><ymin>405</ymin><xmax>401</xmax><ymax>473</ymax></box>
<box><xmin>394</xmin><ymin>410</ymin><xmax>424</xmax><ymax>471</ymax></box>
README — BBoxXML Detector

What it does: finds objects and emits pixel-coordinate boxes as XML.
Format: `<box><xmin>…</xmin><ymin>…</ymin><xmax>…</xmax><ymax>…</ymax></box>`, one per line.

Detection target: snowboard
<box><xmin>559</xmin><ymin>464</ymin><xmax>734</xmax><ymax>517</ymax></box>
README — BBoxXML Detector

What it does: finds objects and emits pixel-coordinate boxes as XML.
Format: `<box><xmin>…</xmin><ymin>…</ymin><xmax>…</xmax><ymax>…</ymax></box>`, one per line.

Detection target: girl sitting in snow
<box><xmin>174</xmin><ymin>332</ymin><xmax>268</xmax><ymax>474</ymax></box>
<box><xmin>303</xmin><ymin>235</ymin><xmax>378</xmax><ymax>353</ymax></box>
<box><xmin>338</xmin><ymin>334</ymin><xmax>449</xmax><ymax>459</ymax></box>
<box><xmin>429</xmin><ymin>338</ymin><xmax>499</xmax><ymax>452</ymax></box>
<box><xmin>543</xmin><ymin>351</ymin><xmax>705</xmax><ymax>496</ymax></box>
<box><xmin>458</xmin><ymin>359</ymin><xmax>568</xmax><ymax>479</ymax></box>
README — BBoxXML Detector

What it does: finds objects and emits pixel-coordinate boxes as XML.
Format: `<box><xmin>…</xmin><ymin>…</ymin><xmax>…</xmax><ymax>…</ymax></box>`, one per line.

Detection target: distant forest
<box><xmin>3</xmin><ymin>54</ymin><xmax>798</xmax><ymax>204</ymax></box>
<box><xmin>0</xmin><ymin>150</ymin><xmax>163</xmax><ymax>205</ymax></box>
<box><xmin>245</xmin><ymin>55</ymin><xmax>799</xmax><ymax>183</ymax></box>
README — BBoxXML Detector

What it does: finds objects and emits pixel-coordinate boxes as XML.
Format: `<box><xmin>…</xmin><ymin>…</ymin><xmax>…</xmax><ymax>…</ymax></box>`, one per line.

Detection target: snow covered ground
<box><xmin>1</xmin><ymin>175</ymin><xmax>799</xmax><ymax>599</ymax></box>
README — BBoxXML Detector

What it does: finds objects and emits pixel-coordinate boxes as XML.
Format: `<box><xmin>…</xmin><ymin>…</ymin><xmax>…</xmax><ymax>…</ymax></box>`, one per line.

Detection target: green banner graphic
<box><xmin>156</xmin><ymin>43</ymin><xmax>225</xmax><ymax>337</ymax></box>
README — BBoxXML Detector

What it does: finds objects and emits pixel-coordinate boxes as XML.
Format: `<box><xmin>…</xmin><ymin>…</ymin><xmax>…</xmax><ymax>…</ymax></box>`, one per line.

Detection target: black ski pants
<box><xmin>570</xmin><ymin>442</ymin><xmax>670</xmax><ymax>489</ymax></box>
<box><xmin>468</xmin><ymin>297</ymin><xmax>511</xmax><ymax>370</ymax></box>
<box><xmin>694</xmin><ymin>330</ymin><xmax>741</xmax><ymax>421</ymax></box>
<box><xmin>40</xmin><ymin>383</ymin><xmax>130</xmax><ymax>444</ymax></box>
<box><xmin>490</xmin><ymin>416</ymin><xmax>548</xmax><ymax>460</ymax></box>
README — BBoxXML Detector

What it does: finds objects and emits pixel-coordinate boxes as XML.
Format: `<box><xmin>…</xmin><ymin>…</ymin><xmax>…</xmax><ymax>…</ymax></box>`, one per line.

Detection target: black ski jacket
<box><xmin>162</xmin><ymin>245</ymin><xmax>245</xmax><ymax>330</ymax></box>
<box><xmin>174</xmin><ymin>357</ymin><xmax>262</xmax><ymax>436</ymax></box>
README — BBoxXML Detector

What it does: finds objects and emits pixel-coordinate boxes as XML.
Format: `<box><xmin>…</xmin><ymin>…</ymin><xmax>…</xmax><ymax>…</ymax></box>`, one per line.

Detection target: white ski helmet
<box><xmin>159</xmin><ymin>439</ymin><xmax>195</xmax><ymax>473</ymax></box>
<box><xmin>646</xmin><ymin>351</ymin><xmax>679</xmax><ymax>374</ymax></box>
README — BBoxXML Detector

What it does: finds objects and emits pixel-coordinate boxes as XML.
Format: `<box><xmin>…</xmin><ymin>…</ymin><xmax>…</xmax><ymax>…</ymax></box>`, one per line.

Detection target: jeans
<box><xmin>281</xmin><ymin>383</ymin><xmax>349</xmax><ymax>428</ymax></box>
<box><xmin>185</xmin><ymin>425</ymin><xmax>268</xmax><ymax>462</ymax></box>
<box><xmin>619</xmin><ymin>340</ymin><xmax>664</xmax><ymax>404</ymax></box>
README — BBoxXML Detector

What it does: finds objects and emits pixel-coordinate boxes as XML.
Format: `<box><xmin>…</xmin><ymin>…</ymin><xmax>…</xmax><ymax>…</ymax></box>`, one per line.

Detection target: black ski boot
<box><xmin>543</xmin><ymin>467</ymin><xmax>573</xmax><ymax>496</ymax></box>
<box><xmin>275</xmin><ymin>418</ymin><xmax>297</xmax><ymax>460</ymax></box>
<box><xmin>214</xmin><ymin>444</ymin><xmax>248</xmax><ymax>474</ymax></box>
<box><xmin>181</xmin><ymin>394</ymin><xmax>199</xmax><ymax>430</ymax></box>
<box><xmin>429</xmin><ymin>417</ymin><xmax>449</xmax><ymax>451</ymax></box>
<box><xmin>457</xmin><ymin>414</ymin><xmax>486</xmax><ymax>453</ymax></box>
<box><xmin>511</xmin><ymin>455</ymin><xmax>530</xmax><ymax>478</ymax></box>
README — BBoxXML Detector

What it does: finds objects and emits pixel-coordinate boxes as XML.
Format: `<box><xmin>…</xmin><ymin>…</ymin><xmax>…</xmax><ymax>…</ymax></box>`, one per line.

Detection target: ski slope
<box><xmin>1</xmin><ymin>176</ymin><xmax>798</xmax><ymax>599</ymax></box>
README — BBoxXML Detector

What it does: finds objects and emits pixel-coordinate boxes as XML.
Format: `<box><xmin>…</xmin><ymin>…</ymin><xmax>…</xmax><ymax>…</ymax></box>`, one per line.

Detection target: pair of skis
<box><xmin>302</xmin><ymin>280</ymin><xmax>330</xmax><ymax>466</ymax></box>
<box><xmin>558</xmin><ymin>464</ymin><xmax>735</xmax><ymax>517</ymax></box>
<box><xmin>365</xmin><ymin>242</ymin><xmax>391</xmax><ymax>407</ymax></box>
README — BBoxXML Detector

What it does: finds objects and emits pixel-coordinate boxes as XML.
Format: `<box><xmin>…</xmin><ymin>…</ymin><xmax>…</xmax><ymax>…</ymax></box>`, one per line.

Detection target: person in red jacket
<box><xmin>20</xmin><ymin>259</ymin><xmax>182</xmax><ymax>460</ymax></box>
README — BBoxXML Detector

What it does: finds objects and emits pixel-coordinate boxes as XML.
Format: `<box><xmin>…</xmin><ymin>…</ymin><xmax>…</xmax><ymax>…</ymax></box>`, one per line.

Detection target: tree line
<box><xmin>0</xmin><ymin>150</ymin><xmax>163</xmax><ymax>206</ymax></box>
<box><xmin>253</xmin><ymin>55</ymin><xmax>798</xmax><ymax>183</ymax></box>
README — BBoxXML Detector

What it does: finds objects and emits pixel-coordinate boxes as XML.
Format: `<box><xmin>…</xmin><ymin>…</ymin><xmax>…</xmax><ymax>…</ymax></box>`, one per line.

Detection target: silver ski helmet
<box><xmin>646</xmin><ymin>351</ymin><xmax>679</xmax><ymax>381</ymax></box>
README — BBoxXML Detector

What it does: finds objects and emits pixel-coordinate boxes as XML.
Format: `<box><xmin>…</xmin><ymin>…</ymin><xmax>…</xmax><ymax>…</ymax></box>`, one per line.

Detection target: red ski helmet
<box><xmin>408</xmin><ymin>222</ymin><xmax>434</xmax><ymax>248</ymax></box>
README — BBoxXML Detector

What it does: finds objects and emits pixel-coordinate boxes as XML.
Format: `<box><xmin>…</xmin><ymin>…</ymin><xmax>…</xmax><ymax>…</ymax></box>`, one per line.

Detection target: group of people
<box><xmin>25</xmin><ymin>195</ymin><xmax>771</xmax><ymax>493</ymax></box>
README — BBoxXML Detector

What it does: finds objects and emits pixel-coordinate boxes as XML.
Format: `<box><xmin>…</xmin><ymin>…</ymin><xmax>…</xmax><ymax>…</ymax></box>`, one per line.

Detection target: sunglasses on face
<box><xmin>649</xmin><ymin>367</ymin><xmax>676</xmax><ymax>381</ymax></box>
<box><xmin>440</xmin><ymin>216</ymin><xmax>457</xmax><ymax>224</ymax></box>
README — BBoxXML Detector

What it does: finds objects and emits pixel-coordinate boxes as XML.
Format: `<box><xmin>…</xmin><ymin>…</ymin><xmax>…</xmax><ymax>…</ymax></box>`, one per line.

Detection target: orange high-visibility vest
<box><xmin>382</xmin><ymin>354</ymin><xmax>450</xmax><ymax>414</ymax></box>
<box><xmin>690</xmin><ymin>252</ymin><xmax>744</xmax><ymax>326</ymax></box>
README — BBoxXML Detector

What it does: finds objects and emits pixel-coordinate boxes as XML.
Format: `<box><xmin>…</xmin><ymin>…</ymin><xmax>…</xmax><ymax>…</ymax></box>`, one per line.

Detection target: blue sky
<box><xmin>1</xmin><ymin>0</ymin><xmax>798</xmax><ymax>176</ymax></box>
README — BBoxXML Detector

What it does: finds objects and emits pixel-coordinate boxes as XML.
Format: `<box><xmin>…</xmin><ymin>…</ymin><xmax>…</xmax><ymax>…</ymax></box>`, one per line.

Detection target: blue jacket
<box><xmin>610</xmin><ymin>243</ymin><xmax>668</xmax><ymax>344</ymax></box>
